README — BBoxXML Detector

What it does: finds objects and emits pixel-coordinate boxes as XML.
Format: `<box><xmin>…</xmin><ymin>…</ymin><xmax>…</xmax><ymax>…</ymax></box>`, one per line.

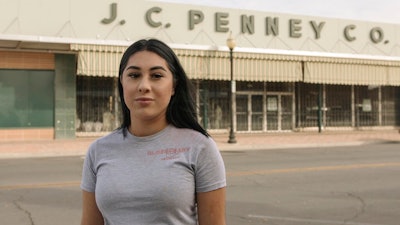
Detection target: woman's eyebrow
<box><xmin>150</xmin><ymin>66</ymin><xmax>167</xmax><ymax>72</ymax></box>
<box><xmin>125</xmin><ymin>65</ymin><xmax>140</xmax><ymax>71</ymax></box>
<box><xmin>125</xmin><ymin>65</ymin><xmax>167</xmax><ymax>72</ymax></box>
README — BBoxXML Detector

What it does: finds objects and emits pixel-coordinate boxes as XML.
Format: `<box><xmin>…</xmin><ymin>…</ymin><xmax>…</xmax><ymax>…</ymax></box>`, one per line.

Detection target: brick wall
<box><xmin>0</xmin><ymin>128</ymin><xmax>54</xmax><ymax>141</ymax></box>
<box><xmin>0</xmin><ymin>51</ymin><xmax>55</xmax><ymax>70</ymax></box>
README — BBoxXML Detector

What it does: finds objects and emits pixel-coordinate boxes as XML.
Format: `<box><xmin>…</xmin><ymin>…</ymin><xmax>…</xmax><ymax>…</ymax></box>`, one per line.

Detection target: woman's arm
<box><xmin>81</xmin><ymin>190</ymin><xmax>104</xmax><ymax>225</ymax></box>
<box><xmin>197</xmin><ymin>187</ymin><xmax>226</xmax><ymax>225</ymax></box>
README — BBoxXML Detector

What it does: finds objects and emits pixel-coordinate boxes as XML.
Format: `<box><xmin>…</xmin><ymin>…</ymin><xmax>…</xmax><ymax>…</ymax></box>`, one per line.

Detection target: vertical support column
<box><xmin>264</xmin><ymin>82</ymin><xmax>268</xmax><ymax>132</ymax></box>
<box><xmin>54</xmin><ymin>54</ymin><xmax>76</xmax><ymax>139</ymax></box>
<box><xmin>317</xmin><ymin>84</ymin><xmax>323</xmax><ymax>133</ymax></box>
<box><xmin>322</xmin><ymin>84</ymin><xmax>326</xmax><ymax>128</ymax></box>
<box><xmin>378</xmin><ymin>86</ymin><xmax>382</xmax><ymax>126</ymax></box>
<box><xmin>296</xmin><ymin>82</ymin><xmax>302</xmax><ymax>128</ymax></box>
<box><xmin>263</xmin><ymin>94</ymin><xmax>267</xmax><ymax>132</ymax></box>
<box><xmin>291</xmin><ymin>82</ymin><xmax>296</xmax><ymax>130</ymax></box>
<box><xmin>279</xmin><ymin>95</ymin><xmax>283</xmax><ymax>130</ymax></box>
<box><xmin>247</xmin><ymin>95</ymin><xmax>251</xmax><ymax>131</ymax></box>
<box><xmin>351</xmin><ymin>85</ymin><xmax>356</xmax><ymax>127</ymax></box>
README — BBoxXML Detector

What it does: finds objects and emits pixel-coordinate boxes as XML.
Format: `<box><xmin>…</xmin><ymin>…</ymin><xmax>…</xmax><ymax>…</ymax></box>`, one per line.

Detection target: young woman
<box><xmin>80</xmin><ymin>39</ymin><xmax>226</xmax><ymax>225</ymax></box>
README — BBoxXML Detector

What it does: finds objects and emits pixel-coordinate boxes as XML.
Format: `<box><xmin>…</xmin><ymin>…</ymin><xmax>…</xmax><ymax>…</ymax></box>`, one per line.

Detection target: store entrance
<box><xmin>236</xmin><ymin>94</ymin><xmax>264</xmax><ymax>132</ymax></box>
<box><xmin>236</xmin><ymin>93</ymin><xmax>293</xmax><ymax>132</ymax></box>
<box><xmin>266</xmin><ymin>94</ymin><xmax>293</xmax><ymax>131</ymax></box>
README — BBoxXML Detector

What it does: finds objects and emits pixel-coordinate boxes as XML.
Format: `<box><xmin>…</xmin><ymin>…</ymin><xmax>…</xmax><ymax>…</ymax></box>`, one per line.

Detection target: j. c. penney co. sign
<box><xmin>100</xmin><ymin>3</ymin><xmax>391</xmax><ymax>45</ymax></box>
<box><xmin>1</xmin><ymin>0</ymin><xmax>397</xmax><ymax>54</ymax></box>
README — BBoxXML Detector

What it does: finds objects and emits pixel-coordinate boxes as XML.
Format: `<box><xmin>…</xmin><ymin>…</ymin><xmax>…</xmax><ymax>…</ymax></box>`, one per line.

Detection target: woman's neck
<box><xmin>128</xmin><ymin>118</ymin><xmax>169</xmax><ymax>137</ymax></box>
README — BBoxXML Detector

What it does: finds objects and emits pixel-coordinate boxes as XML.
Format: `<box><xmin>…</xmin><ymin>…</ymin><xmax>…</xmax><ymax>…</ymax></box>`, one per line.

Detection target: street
<box><xmin>224</xmin><ymin>142</ymin><xmax>400</xmax><ymax>225</ymax></box>
<box><xmin>1</xmin><ymin>142</ymin><xmax>399</xmax><ymax>225</ymax></box>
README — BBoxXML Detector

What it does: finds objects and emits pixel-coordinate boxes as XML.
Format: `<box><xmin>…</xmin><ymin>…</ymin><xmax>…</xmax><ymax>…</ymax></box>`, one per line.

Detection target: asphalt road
<box><xmin>0</xmin><ymin>142</ymin><xmax>399</xmax><ymax>225</ymax></box>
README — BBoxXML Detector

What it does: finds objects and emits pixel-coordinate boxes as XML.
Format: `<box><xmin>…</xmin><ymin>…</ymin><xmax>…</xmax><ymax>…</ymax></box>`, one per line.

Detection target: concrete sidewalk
<box><xmin>0</xmin><ymin>129</ymin><xmax>399</xmax><ymax>159</ymax></box>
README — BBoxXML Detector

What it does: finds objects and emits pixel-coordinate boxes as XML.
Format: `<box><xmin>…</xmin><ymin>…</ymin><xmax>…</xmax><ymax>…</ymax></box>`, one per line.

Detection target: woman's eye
<box><xmin>152</xmin><ymin>73</ymin><xmax>163</xmax><ymax>79</ymax></box>
<box><xmin>128</xmin><ymin>73</ymin><xmax>140</xmax><ymax>78</ymax></box>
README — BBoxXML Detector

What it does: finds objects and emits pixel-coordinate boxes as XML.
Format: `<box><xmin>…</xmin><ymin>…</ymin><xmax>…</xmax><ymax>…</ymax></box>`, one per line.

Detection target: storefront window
<box><xmin>0</xmin><ymin>69</ymin><xmax>54</xmax><ymax>128</ymax></box>
<box><xmin>326</xmin><ymin>85</ymin><xmax>352</xmax><ymax>127</ymax></box>
<box><xmin>198</xmin><ymin>80</ymin><xmax>229</xmax><ymax>130</ymax></box>
<box><xmin>298</xmin><ymin>83</ymin><xmax>321</xmax><ymax>127</ymax></box>
<box><xmin>354</xmin><ymin>85</ymin><xmax>379</xmax><ymax>126</ymax></box>
<box><xmin>298</xmin><ymin>84</ymin><xmax>399</xmax><ymax>129</ymax></box>
<box><xmin>76</xmin><ymin>76</ymin><xmax>120</xmax><ymax>132</ymax></box>
<box><xmin>237</xmin><ymin>81</ymin><xmax>264</xmax><ymax>91</ymax></box>
<box><xmin>267</xmin><ymin>82</ymin><xmax>293</xmax><ymax>92</ymax></box>
<box><xmin>381</xmin><ymin>86</ymin><xmax>399</xmax><ymax>126</ymax></box>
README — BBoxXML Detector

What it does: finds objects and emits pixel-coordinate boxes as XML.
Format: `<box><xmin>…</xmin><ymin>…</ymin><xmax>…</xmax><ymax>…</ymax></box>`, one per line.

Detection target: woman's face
<box><xmin>121</xmin><ymin>50</ymin><xmax>175</xmax><ymax>125</ymax></box>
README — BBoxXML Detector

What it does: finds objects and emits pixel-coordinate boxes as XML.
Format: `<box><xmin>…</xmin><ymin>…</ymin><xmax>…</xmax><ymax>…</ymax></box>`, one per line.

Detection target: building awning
<box><xmin>72</xmin><ymin>44</ymin><xmax>303</xmax><ymax>82</ymax></box>
<box><xmin>174</xmin><ymin>49</ymin><xmax>303</xmax><ymax>82</ymax></box>
<box><xmin>71</xmin><ymin>44</ymin><xmax>125</xmax><ymax>77</ymax></box>
<box><xmin>304</xmin><ymin>62</ymin><xmax>388</xmax><ymax>85</ymax></box>
<box><xmin>71</xmin><ymin>43</ymin><xmax>400</xmax><ymax>86</ymax></box>
<box><xmin>388</xmin><ymin>66</ymin><xmax>400</xmax><ymax>86</ymax></box>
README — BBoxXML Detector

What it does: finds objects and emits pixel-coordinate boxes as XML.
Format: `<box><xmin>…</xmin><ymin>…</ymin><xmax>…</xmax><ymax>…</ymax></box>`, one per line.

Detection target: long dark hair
<box><xmin>118</xmin><ymin>39</ymin><xmax>209</xmax><ymax>137</ymax></box>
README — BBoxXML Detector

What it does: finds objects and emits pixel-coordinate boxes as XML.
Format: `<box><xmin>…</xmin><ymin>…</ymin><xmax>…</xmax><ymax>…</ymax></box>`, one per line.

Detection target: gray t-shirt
<box><xmin>81</xmin><ymin>125</ymin><xmax>226</xmax><ymax>225</ymax></box>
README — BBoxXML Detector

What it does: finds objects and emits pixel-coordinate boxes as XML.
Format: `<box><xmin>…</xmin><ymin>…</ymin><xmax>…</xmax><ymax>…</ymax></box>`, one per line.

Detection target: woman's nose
<box><xmin>138</xmin><ymin>77</ymin><xmax>150</xmax><ymax>92</ymax></box>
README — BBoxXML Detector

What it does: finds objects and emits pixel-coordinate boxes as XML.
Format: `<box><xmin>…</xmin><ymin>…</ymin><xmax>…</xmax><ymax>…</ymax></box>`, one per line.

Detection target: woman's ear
<box><xmin>172</xmin><ymin>78</ymin><xmax>177</xmax><ymax>96</ymax></box>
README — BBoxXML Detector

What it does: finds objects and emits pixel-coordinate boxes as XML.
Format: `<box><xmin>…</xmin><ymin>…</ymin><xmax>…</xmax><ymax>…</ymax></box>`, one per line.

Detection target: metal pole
<box><xmin>318</xmin><ymin>84</ymin><xmax>322</xmax><ymax>133</ymax></box>
<box><xmin>228</xmin><ymin>48</ymin><xmax>237</xmax><ymax>143</ymax></box>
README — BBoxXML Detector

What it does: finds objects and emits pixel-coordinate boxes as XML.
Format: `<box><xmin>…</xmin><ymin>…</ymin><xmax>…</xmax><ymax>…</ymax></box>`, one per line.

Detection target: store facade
<box><xmin>0</xmin><ymin>0</ymin><xmax>399</xmax><ymax>140</ymax></box>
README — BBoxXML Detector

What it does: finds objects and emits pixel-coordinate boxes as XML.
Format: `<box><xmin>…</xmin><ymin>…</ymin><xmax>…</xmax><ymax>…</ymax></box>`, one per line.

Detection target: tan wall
<box><xmin>0</xmin><ymin>0</ymin><xmax>399</xmax><ymax>57</ymax></box>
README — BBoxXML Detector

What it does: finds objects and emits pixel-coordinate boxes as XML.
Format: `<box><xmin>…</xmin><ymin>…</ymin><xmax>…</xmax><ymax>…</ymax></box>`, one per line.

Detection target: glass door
<box><xmin>251</xmin><ymin>95</ymin><xmax>263</xmax><ymax>131</ymax></box>
<box><xmin>267</xmin><ymin>95</ymin><xmax>279</xmax><ymax>130</ymax></box>
<box><xmin>267</xmin><ymin>94</ymin><xmax>293</xmax><ymax>131</ymax></box>
<box><xmin>236</xmin><ymin>95</ymin><xmax>248</xmax><ymax>131</ymax></box>
<box><xmin>236</xmin><ymin>93</ymin><xmax>293</xmax><ymax>132</ymax></box>
<box><xmin>281</xmin><ymin>95</ymin><xmax>293</xmax><ymax>130</ymax></box>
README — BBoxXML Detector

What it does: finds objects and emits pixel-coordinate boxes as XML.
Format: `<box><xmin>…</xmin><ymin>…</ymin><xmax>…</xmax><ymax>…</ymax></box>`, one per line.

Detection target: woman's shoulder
<box><xmin>84</xmin><ymin>129</ymin><xmax>128</xmax><ymax>159</ymax></box>
<box><xmin>169</xmin><ymin>126</ymin><xmax>208</xmax><ymax>139</ymax></box>
<box><xmin>88</xmin><ymin>129</ymin><xmax>124</xmax><ymax>148</ymax></box>
<box><xmin>168</xmin><ymin>126</ymin><xmax>216</xmax><ymax>147</ymax></box>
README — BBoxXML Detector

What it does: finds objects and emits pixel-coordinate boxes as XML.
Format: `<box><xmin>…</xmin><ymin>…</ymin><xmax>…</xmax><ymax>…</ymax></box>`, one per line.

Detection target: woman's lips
<box><xmin>135</xmin><ymin>97</ymin><xmax>154</xmax><ymax>105</ymax></box>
